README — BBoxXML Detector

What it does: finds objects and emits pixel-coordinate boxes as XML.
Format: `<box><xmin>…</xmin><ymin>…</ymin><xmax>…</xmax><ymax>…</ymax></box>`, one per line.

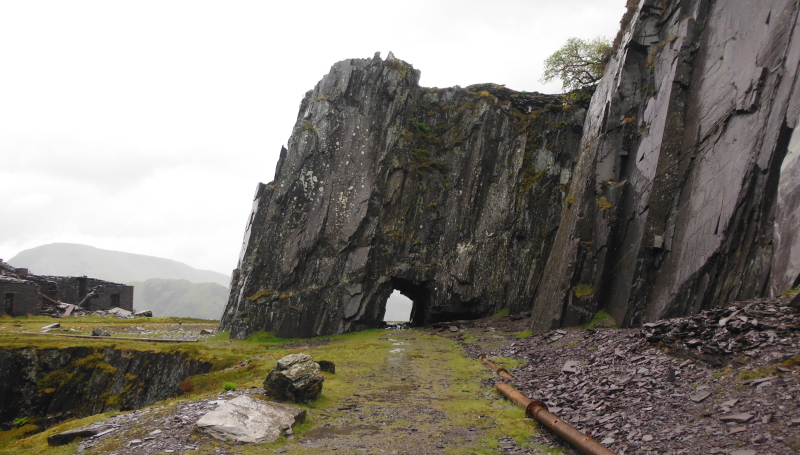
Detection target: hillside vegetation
<box><xmin>129</xmin><ymin>278</ymin><xmax>228</xmax><ymax>320</ymax></box>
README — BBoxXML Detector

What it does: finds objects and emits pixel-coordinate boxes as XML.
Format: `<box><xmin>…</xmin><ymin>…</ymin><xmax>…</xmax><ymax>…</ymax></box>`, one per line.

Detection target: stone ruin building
<box><xmin>0</xmin><ymin>259</ymin><xmax>133</xmax><ymax>316</ymax></box>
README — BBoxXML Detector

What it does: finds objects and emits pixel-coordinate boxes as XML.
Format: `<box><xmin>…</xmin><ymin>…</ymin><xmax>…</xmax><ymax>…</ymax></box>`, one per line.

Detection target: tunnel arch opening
<box><xmin>380</xmin><ymin>278</ymin><xmax>432</xmax><ymax>326</ymax></box>
<box><xmin>382</xmin><ymin>290</ymin><xmax>412</xmax><ymax>323</ymax></box>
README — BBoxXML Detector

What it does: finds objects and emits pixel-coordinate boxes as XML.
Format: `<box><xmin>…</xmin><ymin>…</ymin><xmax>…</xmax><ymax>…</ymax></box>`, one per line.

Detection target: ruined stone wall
<box><xmin>531</xmin><ymin>0</ymin><xmax>800</xmax><ymax>331</ymax></box>
<box><xmin>0</xmin><ymin>277</ymin><xmax>40</xmax><ymax>316</ymax></box>
<box><xmin>221</xmin><ymin>54</ymin><xmax>585</xmax><ymax>337</ymax></box>
<box><xmin>33</xmin><ymin>276</ymin><xmax>134</xmax><ymax>311</ymax></box>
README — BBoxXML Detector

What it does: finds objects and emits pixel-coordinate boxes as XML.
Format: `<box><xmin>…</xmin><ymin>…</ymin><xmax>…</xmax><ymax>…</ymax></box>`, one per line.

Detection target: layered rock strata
<box><xmin>220</xmin><ymin>53</ymin><xmax>585</xmax><ymax>337</ymax></box>
<box><xmin>531</xmin><ymin>0</ymin><xmax>800</xmax><ymax>331</ymax></box>
<box><xmin>0</xmin><ymin>347</ymin><xmax>211</xmax><ymax>427</ymax></box>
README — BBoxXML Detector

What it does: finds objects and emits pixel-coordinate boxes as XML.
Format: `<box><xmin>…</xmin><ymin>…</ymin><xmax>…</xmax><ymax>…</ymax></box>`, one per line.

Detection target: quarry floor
<box><xmin>2</xmin><ymin>298</ymin><xmax>799</xmax><ymax>455</ymax></box>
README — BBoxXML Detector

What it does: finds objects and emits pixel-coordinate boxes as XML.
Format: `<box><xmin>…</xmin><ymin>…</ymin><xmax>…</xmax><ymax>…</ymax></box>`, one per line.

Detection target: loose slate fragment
<box><xmin>561</xmin><ymin>360</ymin><xmax>580</xmax><ymax>374</ymax></box>
<box><xmin>690</xmin><ymin>391</ymin><xmax>712</xmax><ymax>403</ymax></box>
<box><xmin>720</xmin><ymin>413</ymin><xmax>754</xmax><ymax>423</ymax></box>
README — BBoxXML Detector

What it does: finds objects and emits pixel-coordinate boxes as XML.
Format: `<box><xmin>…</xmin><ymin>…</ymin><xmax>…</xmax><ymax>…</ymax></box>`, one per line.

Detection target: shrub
<box><xmin>178</xmin><ymin>379</ymin><xmax>194</xmax><ymax>394</ymax></box>
<box><xmin>12</xmin><ymin>417</ymin><xmax>28</xmax><ymax>427</ymax></box>
<box><xmin>223</xmin><ymin>382</ymin><xmax>237</xmax><ymax>391</ymax></box>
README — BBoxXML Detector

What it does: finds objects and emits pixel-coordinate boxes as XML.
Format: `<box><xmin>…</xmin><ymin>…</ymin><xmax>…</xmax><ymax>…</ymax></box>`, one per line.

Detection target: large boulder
<box><xmin>195</xmin><ymin>396</ymin><xmax>306</xmax><ymax>443</ymax></box>
<box><xmin>264</xmin><ymin>354</ymin><xmax>324</xmax><ymax>403</ymax></box>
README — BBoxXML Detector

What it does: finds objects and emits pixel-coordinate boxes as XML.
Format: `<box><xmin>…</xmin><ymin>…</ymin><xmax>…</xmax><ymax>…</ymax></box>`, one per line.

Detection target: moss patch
<box><xmin>573</xmin><ymin>284</ymin><xmax>594</xmax><ymax>299</ymax></box>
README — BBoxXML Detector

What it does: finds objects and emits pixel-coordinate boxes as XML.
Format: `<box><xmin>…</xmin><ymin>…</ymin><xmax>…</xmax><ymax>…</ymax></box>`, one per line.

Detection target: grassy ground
<box><xmin>0</xmin><ymin>316</ymin><xmax>557</xmax><ymax>454</ymax></box>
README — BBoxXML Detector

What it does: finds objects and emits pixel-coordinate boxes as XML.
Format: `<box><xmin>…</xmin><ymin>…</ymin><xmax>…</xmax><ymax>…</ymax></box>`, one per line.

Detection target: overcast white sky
<box><xmin>0</xmin><ymin>0</ymin><xmax>626</xmax><ymax>276</ymax></box>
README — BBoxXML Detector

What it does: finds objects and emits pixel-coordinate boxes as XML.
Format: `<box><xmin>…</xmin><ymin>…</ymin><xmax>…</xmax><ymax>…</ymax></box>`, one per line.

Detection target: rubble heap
<box><xmin>643</xmin><ymin>297</ymin><xmax>800</xmax><ymax>366</ymax></box>
<box><xmin>473</xmin><ymin>296</ymin><xmax>800</xmax><ymax>454</ymax></box>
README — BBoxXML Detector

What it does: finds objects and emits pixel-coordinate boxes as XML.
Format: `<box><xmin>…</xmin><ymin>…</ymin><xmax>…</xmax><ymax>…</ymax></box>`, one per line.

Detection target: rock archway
<box><xmin>219</xmin><ymin>54</ymin><xmax>584</xmax><ymax>338</ymax></box>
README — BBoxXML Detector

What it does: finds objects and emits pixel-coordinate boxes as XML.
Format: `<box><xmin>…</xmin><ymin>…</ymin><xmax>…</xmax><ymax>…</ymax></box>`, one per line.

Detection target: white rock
<box><xmin>196</xmin><ymin>396</ymin><xmax>306</xmax><ymax>443</ymax></box>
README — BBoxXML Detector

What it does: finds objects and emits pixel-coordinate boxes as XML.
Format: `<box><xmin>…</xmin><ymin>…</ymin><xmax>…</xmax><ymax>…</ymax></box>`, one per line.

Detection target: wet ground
<box><xmin>64</xmin><ymin>326</ymin><xmax>539</xmax><ymax>455</ymax></box>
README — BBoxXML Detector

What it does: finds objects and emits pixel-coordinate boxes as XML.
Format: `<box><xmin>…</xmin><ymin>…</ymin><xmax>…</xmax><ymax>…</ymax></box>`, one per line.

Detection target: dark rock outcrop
<box><xmin>221</xmin><ymin>53</ymin><xmax>585</xmax><ymax>337</ymax></box>
<box><xmin>264</xmin><ymin>354</ymin><xmax>324</xmax><ymax>403</ymax></box>
<box><xmin>530</xmin><ymin>0</ymin><xmax>800</xmax><ymax>331</ymax></box>
<box><xmin>223</xmin><ymin>0</ymin><xmax>800</xmax><ymax>338</ymax></box>
<box><xmin>47</xmin><ymin>424</ymin><xmax>111</xmax><ymax>446</ymax></box>
<box><xmin>0</xmin><ymin>347</ymin><xmax>211</xmax><ymax>428</ymax></box>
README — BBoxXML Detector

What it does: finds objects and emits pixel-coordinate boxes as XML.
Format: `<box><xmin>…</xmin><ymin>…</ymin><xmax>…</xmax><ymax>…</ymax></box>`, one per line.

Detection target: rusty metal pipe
<box><xmin>496</xmin><ymin>381</ymin><xmax>617</xmax><ymax>455</ymax></box>
<box><xmin>478</xmin><ymin>355</ymin><xmax>515</xmax><ymax>380</ymax></box>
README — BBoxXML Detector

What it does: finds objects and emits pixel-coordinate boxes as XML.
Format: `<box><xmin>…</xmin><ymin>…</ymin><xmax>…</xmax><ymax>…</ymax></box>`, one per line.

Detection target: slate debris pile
<box><xmin>643</xmin><ymin>297</ymin><xmax>800</xmax><ymax>366</ymax></box>
<box><xmin>72</xmin><ymin>389</ymin><xmax>261</xmax><ymax>455</ymax></box>
<box><xmin>480</xmin><ymin>300</ymin><xmax>800</xmax><ymax>454</ymax></box>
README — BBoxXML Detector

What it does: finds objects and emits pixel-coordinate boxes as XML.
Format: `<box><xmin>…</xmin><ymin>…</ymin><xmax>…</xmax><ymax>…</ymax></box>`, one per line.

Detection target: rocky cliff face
<box><xmin>0</xmin><ymin>347</ymin><xmax>210</xmax><ymax>427</ymax></box>
<box><xmin>220</xmin><ymin>53</ymin><xmax>585</xmax><ymax>337</ymax></box>
<box><xmin>223</xmin><ymin>0</ymin><xmax>800</xmax><ymax>338</ymax></box>
<box><xmin>531</xmin><ymin>0</ymin><xmax>800</xmax><ymax>331</ymax></box>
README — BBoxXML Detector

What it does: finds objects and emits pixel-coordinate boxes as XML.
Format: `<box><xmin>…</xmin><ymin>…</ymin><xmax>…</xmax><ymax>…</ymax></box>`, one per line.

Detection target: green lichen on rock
<box><xmin>573</xmin><ymin>284</ymin><xmax>594</xmax><ymax>299</ymax></box>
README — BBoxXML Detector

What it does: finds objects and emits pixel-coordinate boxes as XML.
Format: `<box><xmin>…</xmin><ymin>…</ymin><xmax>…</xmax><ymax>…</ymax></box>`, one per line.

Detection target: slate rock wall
<box><xmin>531</xmin><ymin>0</ymin><xmax>800</xmax><ymax>331</ymax></box>
<box><xmin>220</xmin><ymin>53</ymin><xmax>585</xmax><ymax>337</ymax></box>
<box><xmin>0</xmin><ymin>347</ymin><xmax>211</xmax><ymax>427</ymax></box>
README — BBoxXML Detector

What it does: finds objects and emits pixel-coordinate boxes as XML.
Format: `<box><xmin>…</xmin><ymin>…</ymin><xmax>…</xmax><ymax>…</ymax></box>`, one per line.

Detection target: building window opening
<box><xmin>383</xmin><ymin>290</ymin><xmax>413</xmax><ymax>323</ymax></box>
<box><xmin>4</xmin><ymin>293</ymin><xmax>14</xmax><ymax>314</ymax></box>
<box><xmin>110</xmin><ymin>294</ymin><xmax>120</xmax><ymax>307</ymax></box>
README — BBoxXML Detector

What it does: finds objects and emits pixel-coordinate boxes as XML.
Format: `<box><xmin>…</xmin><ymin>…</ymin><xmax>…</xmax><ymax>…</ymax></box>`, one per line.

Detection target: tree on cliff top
<box><xmin>541</xmin><ymin>36</ymin><xmax>611</xmax><ymax>91</ymax></box>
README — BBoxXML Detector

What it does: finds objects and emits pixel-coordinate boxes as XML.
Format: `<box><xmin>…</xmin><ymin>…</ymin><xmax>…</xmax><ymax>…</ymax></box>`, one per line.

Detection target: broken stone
<box><xmin>264</xmin><ymin>354</ymin><xmax>324</xmax><ymax>403</ymax></box>
<box><xmin>690</xmin><ymin>391</ymin><xmax>712</xmax><ymax>403</ymax></box>
<box><xmin>561</xmin><ymin>360</ymin><xmax>580</xmax><ymax>374</ymax></box>
<box><xmin>730</xmin><ymin>451</ymin><xmax>756</xmax><ymax>455</ymax></box>
<box><xmin>200</xmin><ymin>329</ymin><xmax>214</xmax><ymax>335</ymax></box>
<box><xmin>196</xmin><ymin>396</ymin><xmax>306</xmax><ymax>443</ymax></box>
<box><xmin>449</xmin><ymin>326</ymin><xmax>459</xmax><ymax>332</ymax></box>
<box><xmin>91</xmin><ymin>328</ymin><xmax>110</xmax><ymax>337</ymax></box>
<box><xmin>109</xmin><ymin>307</ymin><xmax>133</xmax><ymax>318</ymax></box>
<box><xmin>720</xmin><ymin>413</ymin><xmax>754</xmax><ymax>423</ymax></box>
<box><xmin>42</xmin><ymin>323</ymin><xmax>60</xmax><ymax>329</ymax></box>
<box><xmin>47</xmin><ymin>425</ymin><xmax>109</xmax><ymax>446</ymax></box>
<box><xmin>728</xmin><ymin>426</ymin><xmax>747</xmax><ymax>434</ymax></box>
<box><xmin>134</xmin><ymin>310</ymin><xmax>153</xmax><ymax>317</ymax></box>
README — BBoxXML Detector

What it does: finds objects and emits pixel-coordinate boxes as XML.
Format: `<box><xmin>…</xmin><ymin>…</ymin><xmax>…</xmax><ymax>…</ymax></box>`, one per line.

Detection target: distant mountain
<box><xmin>8</xmin><ymin>243</ymin><xmax>230</xmax><ymax>286</ymax></box>
<box><xmin>129</xmin><ymin>278</ymin><xmax>227</xmax><ymax>320</ymax></box>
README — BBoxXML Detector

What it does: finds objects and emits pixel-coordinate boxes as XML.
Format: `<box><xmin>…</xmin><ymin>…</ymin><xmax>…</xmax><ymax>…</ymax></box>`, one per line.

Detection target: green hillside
<box><xmin>128</xmin><ymin>278</ymin><xmax>228</xmax><ymax>320</ymax></box>
<box><xmin>8</xmin><ymin>243</ymin><xmax>230</xmax><ymax>286</ymax></box>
